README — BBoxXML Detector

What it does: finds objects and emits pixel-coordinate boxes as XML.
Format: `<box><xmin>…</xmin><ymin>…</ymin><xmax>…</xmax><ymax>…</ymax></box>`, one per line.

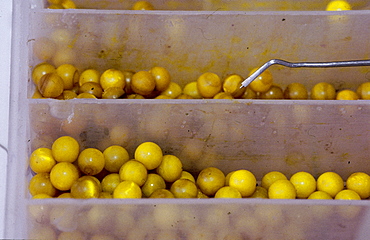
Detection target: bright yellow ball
<box><xmin>132</xmin><ymin>0</ymin><xmax>154</xmax><ymax>10</ymax></box>
<box><xmin>52</xmin><ymin>136</ymin><xmax>80</xmax><ymax>163</ymax></box>
<box><xmin>156</xmin><ymin>154</ymin><xmax>183</xmax><ymax>182</ymax></box>
<box><xmin>101</xmin><ymin>173</ymin><xmax>121</xmax><ymax>194</ymax></box>
<box><xmin>50</xmin><ymin>162</ymin><xmax>79</xmax><ymax>191</ymax></box>
<box><xmin>213</xmin><ymin>92</ymin><xmax>234</xmax><ymax>99</ymax></box>
<box><xmin>32</xmin><ymin>193</ymin><xmax>53</xmax><ymax>199</ymax></box>
<box><xmin>29</xmin><ymin>173</ymin><xmax>57</xmax><ymax>197</ymax></box>
<box><xmin>289</xmin><ymin>171</ymin><xmax>316</xmax><ymax>199</ymax></box>
<box><xmin>335</xmin><ymin>189</ymin><xmax>361</xmax><ymax>200</ymax></box>
<box><xmin>229</xmin><ymin>169</ymin><xmax>256</xmax><ymax>197</ymax></box>
<box><xmin>160</xmin><ymin>82</ymin><xmax>182</xmax><ymax>99</ymax></box>
<box><xmin>56</xmin><ymin>64</ymin><xmax>79</xmax><ymax>90</ymax></box>
<box><xmin>183</xmin><ymin>81</ymin><xmax>202</xmax><ymax>99</ymax></box>
<box><xmin>170</xmin><ymin>179</ymin><xmax>198</xmax><ymax>198</ymax></box>
<box><xmin>150</xmin><ymin>66</ymin><xmax>171</xmax><ymax>91</ymax></box>
<box><xmin>149</xmin><ymin>188</ymin><xmax>175</xmax><ymax>198</ymax></box>
<box><xmin>261</xmin><ymin>171</ymin><xmax>287</xmax><ymax>189</ymax></box>
<box><xmin>134</xmin><ymin>142</ymin><xmax>163</xmax><ymax>170</ymax></box>
<box><xmin>100</xmin><ymin>69</ymin><xmax>125</xmax><ymax>91</ymax></box>
<box><xmin>326</xmin><ymin>0</ymin><xmax>352</xmax><ymax>11</ymax></box>
<box><xmin>196</xmin><ymin>72</ymin><xmax>222</xmax><ymax>98</ymax></box>
<box><xmin>119</xmin><ymin>160</ymin><xmax>148</xmax><ymax>187</ymax></box>
<box><xmin>103</xmin><ymin>145</ymin><xmax>130</xmax><ymax>173</ymax></box>
<box><xmin>248</xmin><ymin>68</ymin><xmax>273</xmax><ymax>93</ymax></box>
<box><xmin>268</xmin><ymin>179</ymin><xmax>296</xmax><ymax>199</ymax></box>
<box><xmin>113</xmin><ymin>181</ymin><xmax>142</xmax><ymax>198</ymax></box>
<box><xmin>29</xmin><ymin>148</ymin><xmax>56</xmax><ymax>173</ymax></box>
<box><xmin>196</xmin><ymin>167</ymin><xmax>225</xmax><ymax>196</ymax></box>
<box><xmin>317</xmin><ymin>172</ymin><xmax>344</xmax><ymax>198</ymax></box>
<box><xmin>79</xmin><ymin>69</ymin><xmax>100</xmax><ymax>86</ymax></box>
<box><xmin>222</xmin><ymin>74</ymin><xmax>246</xmax><ymax>98</ymax></box>
<box><xmin>346</xmin><ymin>172</ymin><xmax>370</xmax><ymax>199</ymax></box>
<box><xmin>77</xmin><ymin>148</ymin><xmax>105</xmax><ymax>175</ymax></box>
<box><xmin>214</xmin><ymin>186</ymin><xmax>242</xmax><ymax>198</ymax></box>
<box><xmin>336</xmin><ymin>89</ymin><xmax>359</xmax><ymax>100</ymax></box>
<box><xmin>71</xmin><ymin>176</ymin><xmax>101</xmax><ymax>199</ymax></box>
<box><xmin>141</xmin><ymin>173</ymin><xmax>166</xmax><ymax>198</ymax></box>
<box><xmin>356</xmin><ymin>82</ymin><xmax>370</xmax><ymax>99</ymax></box>
<box><xmin>307</xmin><ymin>191</ymin><xmax>333</xmax><ymax>200</ymax></box>
<box><xmin>310</xmin><ymin>82</ymin><xmax>336</xmax><ymax>100</ymax></box>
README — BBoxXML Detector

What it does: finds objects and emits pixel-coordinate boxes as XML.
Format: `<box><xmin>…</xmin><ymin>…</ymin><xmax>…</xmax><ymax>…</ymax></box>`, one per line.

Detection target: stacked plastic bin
<box><xmin>5</xmin><ymin>0</ymin><xmax>370</xmax><ymax>239</ymax></box>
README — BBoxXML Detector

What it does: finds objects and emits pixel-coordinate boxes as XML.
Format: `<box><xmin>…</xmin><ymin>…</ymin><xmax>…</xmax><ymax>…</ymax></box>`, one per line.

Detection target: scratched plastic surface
<box><xmin>6</xmin><ymin>1</ymin><xmax>370</xmax><ymax>239</ymax></box>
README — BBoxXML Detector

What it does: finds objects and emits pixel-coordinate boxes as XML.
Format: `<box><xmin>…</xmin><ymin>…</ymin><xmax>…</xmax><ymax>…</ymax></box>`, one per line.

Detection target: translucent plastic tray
<box><xmin>6</xmin><ymin>0</ymin><xmax>370</xmax><ymax>239</ymax></box>
<box><xmin>39</xmin><ymin>0</ymin><xmax>370</xmax><ymax>11</ymax></box>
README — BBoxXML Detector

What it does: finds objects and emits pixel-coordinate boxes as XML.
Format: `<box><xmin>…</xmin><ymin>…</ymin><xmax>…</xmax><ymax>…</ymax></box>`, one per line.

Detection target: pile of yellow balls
<box><xmin>46</xmin><ymin>0</ymin><xmax>155</xmax><ymax>10</ymax></box>
<box><xmin>46</xmin><ymin>0</ymin><xmax>352</xmax><ymax>11</ymax></box>
<box><xmin>46</xmin><ymin>0</ymin><xmax>77</xmax><ymax>9</ymax></box>
<box><xmin>29</xmin><ymin>136</ymin><xmax>370</xmax><ymax>200</ymax></box>
<box><xmin>31</xmin><ymin>62</ymin><xmax>253</xmax><ymax>100</ymax></box>
<box><xmin>31</xmin><ymin>61</ymin><xmax>370</xmax><ymax>100</ymax></box>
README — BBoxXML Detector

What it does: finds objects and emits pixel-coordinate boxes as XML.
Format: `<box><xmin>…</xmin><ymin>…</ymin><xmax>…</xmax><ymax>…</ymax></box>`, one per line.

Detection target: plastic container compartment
<box><xmin>42</xmin><ymin>0</ymin><xmax>370</xmax><ymax>10</ymax></box>
<box><xmin>6</xmin><ymin>0</ymin><xmax>370</xmax><ymax>239</ymax></box>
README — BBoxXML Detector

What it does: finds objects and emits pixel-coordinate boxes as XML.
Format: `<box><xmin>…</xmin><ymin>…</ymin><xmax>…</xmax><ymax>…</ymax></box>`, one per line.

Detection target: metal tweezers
<box><xmin>240</xmin><ymin>59</ymin><xmax>370</xmax><ymax>88</ymax></box>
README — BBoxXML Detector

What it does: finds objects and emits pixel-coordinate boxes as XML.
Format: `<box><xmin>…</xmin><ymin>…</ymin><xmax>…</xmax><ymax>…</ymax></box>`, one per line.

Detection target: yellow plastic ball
<box><xmin>100</xmin><ymin>69</ymin><xmax>125</xmax><ymax>91</ymax></box>
<box><xmin>335</xmin><ymin>189</ymin><xmax>361</xmax><ymax>200</ymax></box>
<box><xmin>197</xmin><ymin>72</ymin><xmax>222</xmax><ymax>98</ymax></box>
<box><xmin>326</xmin><ymin>0</ymin><xmax>352</xmax><ymax>11</ymax></box>
<box><xmin>336</xmin><ymin>89</ymin><xmax>359</xmax><ymax>100</ymax></box>
<box><xmin>50</xmin><ymin>162</ymin><xmax>79</xmax><ymax>191</ymax></box>
<box><xmin>113</xmin><ymin>181</ymin><xmax>142</xmax><ymax>198</ymax></box>
<box><xmin>150</xmin><ymin>66</ymin><xmax>171</xmax><ymax>91</ymax></box>
<box><xmin>132</xmin><ymin>0</ymin><xmax>154</xmax><ymax>10</ymax></box>
<box><xmin>134</xmin><ymin>142</ymin><xmax>163</xmax><ymax>170</ymax></box>
<box><xmin>310</xmin><ymin>82</ymin><xmax>336</xmax><ymax>100</ymax></box>
<box><xmin>308</xmin><ymin>190</ymin><xmax>333</xmax><ymax>200</ymax></box>
<box><xmin>229</xmin><ymin>169</ymin><xmax>256</xmax><ymax>197</ymax></box>
<box><xmin>156</xmin><ymin>154</ymin><xmax>183</xmax><ymax>182</ymax></box>
<box><xmin>261</xmin><ymin>171</ymin><xmax>287</xmax><ymax>190</ymax></box>
<box><xmin>289</xmin><ymin>171</ymin><xmax>316</xmax><ymax>199</ymax></box>
<box><xmin>214</xmin><ymin>186</ymin><xmax>242</xmax><ymax>198</ymax></box>
<box><xmin>29</xmin><ymin>148</ymin><xmax>56</xmax><ymax>173</ymax></box>
<box><xmin>317</xmin><ymin>172</ymin><xmax>344</xmax><ymax>198</ymax></box>
<box><xmin>170</xmin><ymin>179</ymin><xmax>198</xmax><ymax>198</ymax></box>
<box><xmin>101</xmin><ymin>173</ymin><xmax>121</xmax><ymax>194</ymax></box>
<box><xmin>77</xmin><ymin>148</ymin><xmax>105</xmax><ymax>176</ymax></box>
<box><xmin>268</xmin><ymin>179</ymin><xmax>297</xmax><ymax>199</ymax></box>
<box><xmin>248</xmin><ymin>68</ymin><xmax>273</xmax><ymax>93</ymax></box>
<box><xmin>119</xmin><ymin>160</ymin><xmax>148</xmax><ymax>187</ymax></box>
<box><xmin>346</xmin><ymin>172</ymin><xmax>370</xmax><ymax>199</ymax></box>
<box><xmin>71</xmin><ymin>176</ymin><xmax>101</xmax><ymax>199</ymax></box>
<box><xmin>103</xmin><ymin>145</ymin><xmax>130</xmax><ymax>173</ymax></box>
<box><xmin>29</xmin><ymin>173</ymin><xmax>57</xmax><ymax>197</ymax></box>
<box><xmin>51</xmin><ymin>136</ymin><xmax>80</xmax><ymax>163</ymax></box>
<box><xmin>222</xmin><ymin>74</ymin><xmax>246</xmax><ymax>98</ymax></box>
<box><xmin>141</xmin><ymin>173</ymin><xmax>166</xmax><ymax>198</ymax></box>
<box><xmin>196</xmin><ymin>167</ymin><xmax>225</xmax><ymax>196</ymax></box>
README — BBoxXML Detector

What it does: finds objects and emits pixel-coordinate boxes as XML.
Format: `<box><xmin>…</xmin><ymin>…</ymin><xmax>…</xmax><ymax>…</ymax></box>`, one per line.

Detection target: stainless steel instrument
<box><xmin>240</xmin><ymin>59</ymin><xmax>370</xmax><ymax>88</ymax></box>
